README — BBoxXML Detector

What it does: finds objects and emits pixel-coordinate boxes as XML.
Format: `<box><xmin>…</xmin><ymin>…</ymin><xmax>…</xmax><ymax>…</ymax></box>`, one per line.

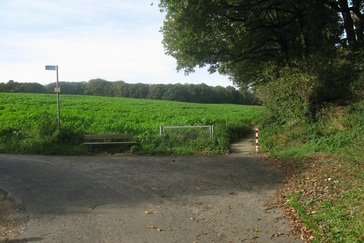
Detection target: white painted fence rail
<box><xmin>160</xmin><ymin>125</ymin><xmax>214</xmax><ymax>140</ymax></box>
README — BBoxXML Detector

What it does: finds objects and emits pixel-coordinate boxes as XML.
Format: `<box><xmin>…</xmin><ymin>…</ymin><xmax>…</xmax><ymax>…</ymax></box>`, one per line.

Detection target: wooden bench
<box><xmin>83</xmin><ymin>134</ymin><xmax>137</xmax><ymax>146</ymax></box>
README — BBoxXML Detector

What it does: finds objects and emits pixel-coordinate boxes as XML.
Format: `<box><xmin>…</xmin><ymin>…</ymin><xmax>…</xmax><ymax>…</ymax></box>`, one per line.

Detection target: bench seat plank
<box><xmin>83</xmin><ymin>134</ymin><xmax>136</xmax><ymax>146</ymax></box>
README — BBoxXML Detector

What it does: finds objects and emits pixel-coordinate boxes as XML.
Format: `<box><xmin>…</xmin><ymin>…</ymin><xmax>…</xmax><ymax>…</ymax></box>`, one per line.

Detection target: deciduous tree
<box><xmin>159</xmin><ymin>0</ymin><xmax>343</xmax><ymax>87</ymax></box>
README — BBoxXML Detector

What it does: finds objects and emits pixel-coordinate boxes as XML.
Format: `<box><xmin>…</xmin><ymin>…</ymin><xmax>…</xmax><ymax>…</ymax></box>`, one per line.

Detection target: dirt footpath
<box><xmin>0</xmin><ymin>137</ymin><xmax>301</xmax><ymax>242</ymax></box>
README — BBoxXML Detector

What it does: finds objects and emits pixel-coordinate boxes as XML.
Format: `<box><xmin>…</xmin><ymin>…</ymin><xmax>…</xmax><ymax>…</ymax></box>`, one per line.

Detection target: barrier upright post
<box><xmin>256</xmin><ymin>129</ymin><xmax>259</xmax><ymax>152</ymax></box>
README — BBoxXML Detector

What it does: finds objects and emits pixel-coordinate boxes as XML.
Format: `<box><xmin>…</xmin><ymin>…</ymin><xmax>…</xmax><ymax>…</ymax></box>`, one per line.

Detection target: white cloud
<box><xmin>0</xmin><ymin>0</ymin><xmax>234</xmax><ymax>87</ymax></box>
<box><xmin>2</xmin><ymin>37</ymin><xmax>172</xmax><ymax>82</ymax></box>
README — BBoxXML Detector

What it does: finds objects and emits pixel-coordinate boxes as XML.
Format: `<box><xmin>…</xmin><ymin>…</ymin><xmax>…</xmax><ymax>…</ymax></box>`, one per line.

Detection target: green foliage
<box><xmin>45</xmin><ymin>81</ymin><xmax>86</xmax><ymax>95</ymax></box>
<box><xmin>257</xmin><ymin>63</ymin><xmax>319</xmax><ymax>123</ymax></box>
<box><xmin>287</xmin><ymin>182</ymin><xmax>364</xmax><ymax>243</ymax></box>
<box><xmin>256</xmin><ymin>56</ymin><xmax>362</xmax><ymax>152</ymax></box>
<box><xmin>35</xmin><ymin>112</ymin><xmax>59</xmax><ymax>137</ymax></box>
<box><xmin>264</xmin><ymin>102</ymin><xmax>363</xmax><ymax>158</ymax></box>
<box><xmin>286</xmin><ymin>193</ymin><xmax>320</xmax><ymax>233</ymax></box>
<box><xmin>0</xmin><ymin>127</ymin><xmax>24</xmax><ymax>154</ymax></box>
<box><xmin>159</xmin><ymin>0</ymin><xmax>342</xmax><ymax>87</ymax></box>
<box><xmin>0</xmin><ymin>80</ymin><xmax>46</xmax><ymax>93</ymax></box>
<box><xmin>266</xmin><ymin>100</ymin><xmax>363</xmax><ymax>242</ymax></box>
<box><xmin>0</xmin><ymin>93</ymin><xmax>261</xmax><ymax>155</ymax></box>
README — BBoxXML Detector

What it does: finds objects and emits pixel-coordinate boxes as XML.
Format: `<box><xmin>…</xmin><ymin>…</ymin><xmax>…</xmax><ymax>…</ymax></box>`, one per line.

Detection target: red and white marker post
<box><xmin>256</xmin><ymin>129</ymin><xmax>259</xmax><ymax>152</ymax></box>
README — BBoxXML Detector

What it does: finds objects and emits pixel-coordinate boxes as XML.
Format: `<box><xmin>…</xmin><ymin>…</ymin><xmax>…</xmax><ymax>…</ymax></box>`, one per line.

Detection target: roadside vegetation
<box><xmin>0</xmin><ymin>93</ymin><xmax>261</xmax><ymax>155</ymax></box>
<box><xmin>261</xmin><ymin>99</ymin><xmax>363</xmax><ymax>242</ymax></box>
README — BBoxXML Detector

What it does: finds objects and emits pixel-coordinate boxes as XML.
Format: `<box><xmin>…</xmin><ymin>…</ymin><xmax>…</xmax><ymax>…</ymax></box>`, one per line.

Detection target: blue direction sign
<box><xmin>45</xmin><ymin>65</ymin><xmax>57</xmax><ymax>70</ymax></box>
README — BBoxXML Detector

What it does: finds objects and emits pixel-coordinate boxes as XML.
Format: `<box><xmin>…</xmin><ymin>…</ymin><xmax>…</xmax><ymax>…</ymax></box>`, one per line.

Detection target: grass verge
<box><xmin>271</xmin><ymin>154</ymin><xmax>364</xmax><ymax>242</ymax></box>
<box><xmin>260</xmin><ymin>101</ymin><xmax>364</xmax><ymax>242</ymax></box>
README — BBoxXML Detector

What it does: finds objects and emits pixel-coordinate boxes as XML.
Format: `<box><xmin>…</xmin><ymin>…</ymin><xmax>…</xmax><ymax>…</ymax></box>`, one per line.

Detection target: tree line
<box><xmin>0</xmin><ymin>79</ymin><xmax>259</xmax><ymax>105</ymax></box>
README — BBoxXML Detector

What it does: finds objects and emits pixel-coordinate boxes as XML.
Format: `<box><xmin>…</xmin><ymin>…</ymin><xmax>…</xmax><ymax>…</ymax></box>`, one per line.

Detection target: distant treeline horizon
<box><xmin>0</xmin><ymin>79</ymin><xmax>259</xmax><ymax>105</ymax></box>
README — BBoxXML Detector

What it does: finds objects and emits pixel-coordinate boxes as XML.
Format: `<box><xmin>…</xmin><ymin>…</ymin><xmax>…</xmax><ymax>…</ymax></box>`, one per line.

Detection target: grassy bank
<box><xmin>260</xmin><ymin>101</ymin><xmax>363</xmax><ymax>242</ymax></box>
<box><xmin>0</xmin><ymin>93</ymin><xmax>261</xmax><ymax>155</ymax></box>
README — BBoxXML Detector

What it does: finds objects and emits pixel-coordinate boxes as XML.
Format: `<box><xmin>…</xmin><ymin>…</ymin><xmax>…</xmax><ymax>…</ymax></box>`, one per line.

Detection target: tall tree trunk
<box><xmin>352</xmin><ymin>0</ymin><xmax>364</xmax><ymax>45</ymax></box>
<box><xmin>338</xmin><ymin>0</ymin><xmax>357</xmax><ymax>49</ymax></box>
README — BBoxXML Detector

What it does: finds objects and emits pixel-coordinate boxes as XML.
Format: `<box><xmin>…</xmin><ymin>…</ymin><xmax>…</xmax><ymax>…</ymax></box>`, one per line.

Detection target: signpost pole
<box><xmin>56</xmin><ymin>66</ymin><xmax>60</xmax><ymax>129</ymax></box>
<box><xmin>45</xmin><ymin>65</ymin><xmax>61</xmax><ymax>130</ymax></box>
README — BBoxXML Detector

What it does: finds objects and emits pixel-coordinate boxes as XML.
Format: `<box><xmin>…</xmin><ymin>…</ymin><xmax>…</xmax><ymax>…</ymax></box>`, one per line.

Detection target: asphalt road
<box><xmin>0</xmin><ymin>151</ymin><xmax>301</xmax><ymax>243</ymax></box>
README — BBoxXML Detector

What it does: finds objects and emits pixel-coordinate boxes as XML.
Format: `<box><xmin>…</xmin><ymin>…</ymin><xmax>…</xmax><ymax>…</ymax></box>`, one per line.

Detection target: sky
<box><xmin>0</xmin><ymin>0</ymin><xmax>234</xmax><ymax>87</ymax></box>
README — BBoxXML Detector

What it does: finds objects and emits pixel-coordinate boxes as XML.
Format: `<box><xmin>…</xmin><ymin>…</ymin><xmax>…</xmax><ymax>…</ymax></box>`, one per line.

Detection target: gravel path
<box><xmin>0</xmin><ymin>134</ymin><xmax>301</xmax><ymax>243</ymax></box>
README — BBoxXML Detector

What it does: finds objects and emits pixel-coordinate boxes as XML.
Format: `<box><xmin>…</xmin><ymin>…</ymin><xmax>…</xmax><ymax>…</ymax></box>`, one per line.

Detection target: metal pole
<box><xmin>56</xmin><ymin>66</ymin><xmax>60</xmax><ymax>129</ymax></box>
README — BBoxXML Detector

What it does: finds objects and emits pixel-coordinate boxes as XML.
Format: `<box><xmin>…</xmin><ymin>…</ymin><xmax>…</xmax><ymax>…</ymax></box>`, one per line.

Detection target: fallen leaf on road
<box><xmin>145</xmin><ymin>210</ymin><xmax>151</xmax><ymax>214</ymax></box>
<box><xmin>271</xmin><ymin>232</ymin><xmax>284</xmax><ymax>238</ymax></box>
<box><xmin>254</xmin><ymin>227</ymin><xmax>258</xmax><ymax>232</ymax></box>
<box><xmin>147</xmin><ymin>225</ymin><xmax>155</xmax><ymax>229</ymax></box>
<box><xmin>195</xmin><ymin>202</ymin><xmax>201</xmax><ymax>204</ymax></box>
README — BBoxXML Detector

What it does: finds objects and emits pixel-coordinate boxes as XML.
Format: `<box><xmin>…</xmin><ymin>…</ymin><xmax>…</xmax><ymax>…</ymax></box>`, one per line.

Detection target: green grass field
<box><xmin>0</xmin><ymin>93</ymin><xmax>261</xmax><ymax>155</ymax></box>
